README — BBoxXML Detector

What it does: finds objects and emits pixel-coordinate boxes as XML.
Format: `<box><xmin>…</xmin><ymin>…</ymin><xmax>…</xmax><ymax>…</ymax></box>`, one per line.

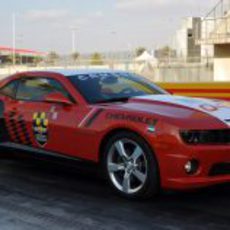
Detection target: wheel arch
<box><xmin>98</xmin><ymin>127</ymin><xmax>157</xmax><ymax>165</ymax></box>
<box><xmin>98</xmin><ymin>127</ymin><xmax>162</xmax><ymax>196</ymax></box>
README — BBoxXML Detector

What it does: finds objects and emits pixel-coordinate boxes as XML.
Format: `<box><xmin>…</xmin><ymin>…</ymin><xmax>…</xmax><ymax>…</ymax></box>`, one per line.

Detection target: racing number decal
<box><xmin>32</xmin><ymin>112</ymin><xmax>49</xmax><ymax>147</ymax></box>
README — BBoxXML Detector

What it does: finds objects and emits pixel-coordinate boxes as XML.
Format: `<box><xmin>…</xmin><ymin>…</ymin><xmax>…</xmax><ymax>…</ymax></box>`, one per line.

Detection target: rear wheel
<box><xmin>102</xmin><ymin>131</ymin><xmax>160</xmax><ymax>199</ymax></box>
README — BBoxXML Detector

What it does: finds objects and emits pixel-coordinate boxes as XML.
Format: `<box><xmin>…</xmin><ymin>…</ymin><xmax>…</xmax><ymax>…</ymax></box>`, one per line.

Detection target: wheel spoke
<box><xmin>108</xmin><ymin>163</ymin><xmax>125</xmax><ymax>172</ymax></box>
<box><xmin>115</xmin><ymin>141</ymin><xmax>127</xmax><ymax>159</ymax></box>
<box><xmin>132</xmin><ymin>169</ymin><xmax>146</xmax><ymax>183</ymax></box>
<box><xmin>122</xmin><ymin>172</ymin><xmax>131</xmax><ymax>193</ymax></box>
<box><xmin>130</xmin><ymin>146</ymin><xmax>143</xmax><ymax>161</ymax></box>
<box><xmin>108</xmin><ymin>138</ymin><xmax>147</xmax><ymax>194</ymax></box>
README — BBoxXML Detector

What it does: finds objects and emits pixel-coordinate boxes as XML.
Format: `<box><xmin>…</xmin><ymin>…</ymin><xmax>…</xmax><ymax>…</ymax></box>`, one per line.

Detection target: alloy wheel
<box><xmin>107</xmin><ymin>138</ymin><xmax>148</xmax><ymax>194</ymax></box>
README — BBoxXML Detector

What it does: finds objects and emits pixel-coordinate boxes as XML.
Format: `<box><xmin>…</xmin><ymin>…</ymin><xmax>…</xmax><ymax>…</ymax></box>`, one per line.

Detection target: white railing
<box><xmin>196</xmin><ymin>0</ymin><xmax>230</xmax><ymax>44</ymax></box>
<box><xmin>0</xmin><ymin>57</ymin><xmax>214</xmax><ymax>82</ymax></box>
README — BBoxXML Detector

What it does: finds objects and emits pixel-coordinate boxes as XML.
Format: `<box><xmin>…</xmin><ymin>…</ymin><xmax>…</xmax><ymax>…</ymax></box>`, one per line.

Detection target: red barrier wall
<box><xmin>157</xmin><ymin>82</ymin><xmax>230</xmax><ymax>101</ymax></box>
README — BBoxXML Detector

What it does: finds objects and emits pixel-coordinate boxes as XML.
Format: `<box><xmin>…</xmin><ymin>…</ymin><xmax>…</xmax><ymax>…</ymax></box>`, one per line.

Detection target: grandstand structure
<box><xmin>196</xmin><ymin>0</ymin><xmax>230</xmax><ymax>81</ymax></box>
<box><xmin>0</xmin><ymin>46</ymin><xmax>45</xmax><ymax>65</ymax></box>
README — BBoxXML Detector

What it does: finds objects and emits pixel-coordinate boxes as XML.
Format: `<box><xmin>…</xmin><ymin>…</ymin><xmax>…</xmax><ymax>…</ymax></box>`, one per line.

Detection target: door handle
<box><xmin>12</xmin><ymin>108</ymin><xmax>18</xmax><ymax>112</ymax></box>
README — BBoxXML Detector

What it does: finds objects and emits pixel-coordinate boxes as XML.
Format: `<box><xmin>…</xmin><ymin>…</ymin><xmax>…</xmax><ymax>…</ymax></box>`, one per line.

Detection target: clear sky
<box><xmin>0</xmin><ymin>0</ymin><xmax>218</xmax><ymax>54</ymax></box>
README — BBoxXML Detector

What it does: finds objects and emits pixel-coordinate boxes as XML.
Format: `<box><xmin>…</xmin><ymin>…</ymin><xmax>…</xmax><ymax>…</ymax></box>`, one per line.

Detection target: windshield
<box><xmin>68</xmin><ymin>72</ymin><xmax>167</xmax><ymax>104</ymax></box>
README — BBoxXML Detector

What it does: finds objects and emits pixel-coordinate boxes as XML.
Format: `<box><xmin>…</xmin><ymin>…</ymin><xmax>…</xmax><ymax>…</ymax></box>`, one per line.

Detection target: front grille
<box><xmin>209</xmin><ymin>163</ymin><xmax>230</xmax><ymax>176</ymax></box>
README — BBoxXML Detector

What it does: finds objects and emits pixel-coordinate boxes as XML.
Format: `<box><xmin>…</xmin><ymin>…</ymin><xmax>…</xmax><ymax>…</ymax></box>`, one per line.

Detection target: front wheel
<box><xmin>102</xmin><ymin>131</ymin><xmax>160</xmax><ymax>199</ymax></box>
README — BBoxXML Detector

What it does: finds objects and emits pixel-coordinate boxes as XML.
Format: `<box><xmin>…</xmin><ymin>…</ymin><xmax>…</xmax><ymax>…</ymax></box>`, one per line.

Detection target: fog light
<box><xmin>184</xmin><ymin>160</ymin><xmax>199</xmax><ymax>175</ymax></box>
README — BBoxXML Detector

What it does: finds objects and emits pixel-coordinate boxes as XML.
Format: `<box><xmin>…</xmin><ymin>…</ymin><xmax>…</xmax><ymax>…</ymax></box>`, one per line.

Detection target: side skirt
<box><xmin>0</xmin><ymin>142</ymin><xmax>98</xmax><ymax>171</ymax></box>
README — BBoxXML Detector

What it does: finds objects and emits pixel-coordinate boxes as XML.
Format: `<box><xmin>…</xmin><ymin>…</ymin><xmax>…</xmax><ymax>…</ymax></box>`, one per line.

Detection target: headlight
<box><xmin>180</xmin><ymin>130</ymin><xmax>230</xmax><ymax>145</ymax></box>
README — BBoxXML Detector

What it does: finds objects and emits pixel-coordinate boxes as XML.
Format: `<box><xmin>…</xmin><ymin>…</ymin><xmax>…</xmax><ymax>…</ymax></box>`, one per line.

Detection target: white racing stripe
<box><xmin>136</xmin><ymin>95</ymin><xmax>230</xmax><ymax>127</ymax></box>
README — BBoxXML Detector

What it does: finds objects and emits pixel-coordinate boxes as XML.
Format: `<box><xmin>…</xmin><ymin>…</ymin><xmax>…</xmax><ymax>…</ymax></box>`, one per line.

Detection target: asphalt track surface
<box><xmin>0</xmin><ymin>150</ymin><xmax>229</xmax><ymax>230</ymax></box>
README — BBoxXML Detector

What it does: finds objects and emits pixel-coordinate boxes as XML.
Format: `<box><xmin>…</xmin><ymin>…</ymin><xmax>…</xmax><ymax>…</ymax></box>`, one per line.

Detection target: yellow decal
<box><xmin>32</xmin><ymin>112</ymin><xmax>49</xmax><ymax>147</ymax></box>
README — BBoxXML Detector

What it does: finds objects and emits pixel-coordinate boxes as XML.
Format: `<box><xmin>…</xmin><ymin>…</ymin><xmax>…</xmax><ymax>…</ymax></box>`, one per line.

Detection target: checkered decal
<box><xmin>0</xmin><ymin>101</ymin><xmax>10</xmax><ymax>142</ymax></box>
<box><xmin>5</xmin><ymin>109</ymin><xmax>33</xmax><ymax>146</ymax></box>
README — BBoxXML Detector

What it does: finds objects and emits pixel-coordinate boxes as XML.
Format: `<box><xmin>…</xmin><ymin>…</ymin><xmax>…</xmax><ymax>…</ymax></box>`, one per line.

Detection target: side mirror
<box><xmin>45</xmin><ymin>92</ymin><xmax>73</xmax><ymax>105</ymax></box>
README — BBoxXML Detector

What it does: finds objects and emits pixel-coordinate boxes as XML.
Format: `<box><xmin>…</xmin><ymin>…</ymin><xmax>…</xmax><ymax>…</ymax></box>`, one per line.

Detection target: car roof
<box><xmin>26</xmin><ymin>69</ymin><xmax>127</xmax><ymax>77</ymax></box>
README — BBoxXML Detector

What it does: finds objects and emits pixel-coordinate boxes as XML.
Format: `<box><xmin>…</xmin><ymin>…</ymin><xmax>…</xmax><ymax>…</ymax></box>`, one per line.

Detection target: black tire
<box><xmin>102</xmin><ymin>131</ymin><xmax>160</xmax><ymax>200</ymax></box>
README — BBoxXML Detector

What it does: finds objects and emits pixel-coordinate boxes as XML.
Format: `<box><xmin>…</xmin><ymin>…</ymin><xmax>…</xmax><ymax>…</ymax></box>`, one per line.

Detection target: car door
<box><xmin>0</xmin><ymin>79</ymin><xmax>21</xmax><ymax>143</ymax></box>
<box><xmin>8</xmin><ymin>77</ymin><xmax>57</xmax><ymax>148</ymax></box>
<box><xmin>14</xmin><ymin>76</ymin><xmax>89</xmax><ymax>158</ymax></box>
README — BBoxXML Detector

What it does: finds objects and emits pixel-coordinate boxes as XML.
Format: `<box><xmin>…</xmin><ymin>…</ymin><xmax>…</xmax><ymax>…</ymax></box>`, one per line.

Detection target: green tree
<box><xmin>15</xmin><ymin>54</ymin><xmax>22</xmax><ymax>64</ymax></box>
<box><xmin>155</xmin><ymin>46</ymin><xmax>175</xmax><ymax>59</ymax></box>
<box><xmin>90</xmin><ymin>52</ymin><xmax>103</xmax><ymax>65</ymax></box>
<box><xmin>6</xmin><ymin>54</ymin><xmax>20</xmax><ymax>65</ymax></box>
<box><xmin>135</xmin><ymin>47</ymin><xmax>146</xmax><ymax>57</ymax></box>
<box><xmin>72</xmin><ymin>52</ymin><xmax>80</xmax><ymax>62</ymax></box>
<box><xmin>47</xmin><ymin>51</ymin><xmax>59</xmax><ymax>64</ymax></box>
<box><xmin>33</xmin><ymin>56</ymin><xmax>43</xmax><ymax>65</ymax></box>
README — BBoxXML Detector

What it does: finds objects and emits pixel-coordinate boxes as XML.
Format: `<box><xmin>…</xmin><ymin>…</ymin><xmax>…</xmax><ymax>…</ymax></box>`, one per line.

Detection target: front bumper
<box><xmin>157</xmin><ymin>144</ymin><xmax>230</xmax><ymax>190</ymax></box>
<box><xmin>167</xmin><ymin>175</ymin><xmax>230</xmax><ymax>190</ymax></box>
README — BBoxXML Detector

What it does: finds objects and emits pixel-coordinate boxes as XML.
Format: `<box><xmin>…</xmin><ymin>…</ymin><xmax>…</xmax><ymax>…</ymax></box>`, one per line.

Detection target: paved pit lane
<box><xmin>0</xmin><ymin>151</ymin><xmax>229</xmax><ymax>230</ymax></box>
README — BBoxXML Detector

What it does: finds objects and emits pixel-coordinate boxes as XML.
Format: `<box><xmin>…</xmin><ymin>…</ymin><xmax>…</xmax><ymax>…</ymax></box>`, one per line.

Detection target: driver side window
<box><xmin>0</xmin><ymin>80</ymin><xmax>19</xmax><ymax>99</ymax></box>
<box><xmin>16</xmin><ymin>78</ymin><xmax>71</xmax><ymax>102</ymax></box>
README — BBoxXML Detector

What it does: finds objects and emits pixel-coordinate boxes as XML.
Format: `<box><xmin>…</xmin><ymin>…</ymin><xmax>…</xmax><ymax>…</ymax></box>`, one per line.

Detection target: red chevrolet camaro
<box><xmin>0</xmin><ymin>69</ymin><xmax>229</xmax><ymax>199</ymax></box>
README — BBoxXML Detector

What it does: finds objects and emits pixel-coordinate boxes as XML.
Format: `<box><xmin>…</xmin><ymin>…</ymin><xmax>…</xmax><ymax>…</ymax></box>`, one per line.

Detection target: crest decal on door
<box><xmin>32</xmin><ymin>112</ymin><xmax>49</xmax><ymax>147</ymax></box>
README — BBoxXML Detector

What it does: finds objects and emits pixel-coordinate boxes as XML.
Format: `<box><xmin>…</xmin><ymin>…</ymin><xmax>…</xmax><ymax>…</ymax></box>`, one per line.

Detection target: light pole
<box><xmin>17</xmin><ymin>34</ymin><xmax>24</xmax><ymax>65</ymax></box>
<box><xmin>110</xmin><ymin>31</ymin><xmax>116</xmax><ymax>62</ymax></box>
<box><xmin>12</xmin><ymin>13</ymin><xmax>16</xmax><ymax>67</ymax></box>
<box><xmin>71</xmin><ymin>27</ymin><xmax>77</xmax><ymax>54</ymax></box>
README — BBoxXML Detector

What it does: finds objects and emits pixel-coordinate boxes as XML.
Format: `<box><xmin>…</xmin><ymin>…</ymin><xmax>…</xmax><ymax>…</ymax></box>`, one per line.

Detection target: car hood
<box><xmin>118</xmin><ymin>95</ymin><xmax>230</xmax><ymax>127</ymax></box>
